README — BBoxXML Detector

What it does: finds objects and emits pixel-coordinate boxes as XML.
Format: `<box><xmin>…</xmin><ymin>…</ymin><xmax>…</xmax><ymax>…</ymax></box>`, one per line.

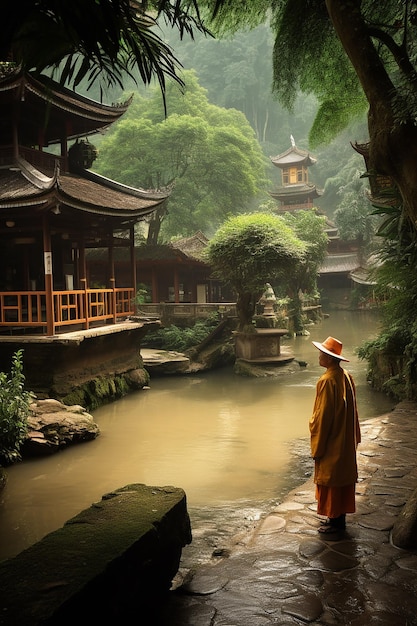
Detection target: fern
<box><xmin>143</xmin><ymin>314</ymin><xmax>220</xmax><ymax>351</ymax></box>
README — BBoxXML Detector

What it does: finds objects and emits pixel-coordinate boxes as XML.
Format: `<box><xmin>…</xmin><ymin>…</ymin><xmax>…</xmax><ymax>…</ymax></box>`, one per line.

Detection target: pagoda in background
<box><xmin>269</xmin><ymin>136</ymin><xmax>322</xmax><ymax>212</ymax></box>
<box><xmin>269</xmin><ymin>137</ymin><xmax>360</xmax><ymax>302</ymax></box>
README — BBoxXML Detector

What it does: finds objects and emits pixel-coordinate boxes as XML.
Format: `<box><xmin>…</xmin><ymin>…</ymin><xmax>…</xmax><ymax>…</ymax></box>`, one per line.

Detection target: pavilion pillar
<box><xmin>42</xmin><ymin>214</ymin><xmax>55</xmax><ymax>336</ymax></box>
<box><xmin>108</xmin><ymin>231</ymin><xmax>116</xmax><ymax>322</ymax></box>
<box><xmin>130</xmin><ymin>226</ymin><xmax>136</xmax><ymax>300</ymax></box>
<box><xmin>79</xmin><ymin>238</ymin><xmax>87</xmax><ymax>283</ymax></box>
<box><xmin>60</xmin><ymin>136</ymin><xmax>68</xmax><ymax>172</ymax></box>
<box><xmin>38</xmin><ymin>128</ymin><xmax>45</xmax><ymax>150</ymax></box>
<box><xmin>79</xmin><ymin>235</ymin><xmax>89</xmax><ymax>329</ymax></box>
<box><xmin>174</xmin><ymin>268</ymin><xmax>180</xmax><ymax>303</ymax></box>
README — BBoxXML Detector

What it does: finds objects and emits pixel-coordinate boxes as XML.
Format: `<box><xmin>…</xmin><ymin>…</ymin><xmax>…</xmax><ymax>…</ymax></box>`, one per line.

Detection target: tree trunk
<box><xmin>236</xmin><ymin>292</ymin><xmax>257</xmax><ymax>331</ymax></box>
<box><xmin>286</xmin><ymin>284</ymin><xmax>303</xmax><ymax>334</ymax></box>
<box><xmin>146</xmin><ymin>203</ymin><xmax>167</xmax><ymax>246</ymax></box>
<box><xmin>326</xmin><ymin>0</ymin><xmax>417</xmax><ymax>226</ymax></box>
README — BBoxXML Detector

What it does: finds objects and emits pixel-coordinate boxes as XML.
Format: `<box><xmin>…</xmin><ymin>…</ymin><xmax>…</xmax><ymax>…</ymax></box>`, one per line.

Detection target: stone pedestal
<box><xmin>234</xmin><ymin>328</ymin><xmax>293</xmax><ymax>364</ymax></box>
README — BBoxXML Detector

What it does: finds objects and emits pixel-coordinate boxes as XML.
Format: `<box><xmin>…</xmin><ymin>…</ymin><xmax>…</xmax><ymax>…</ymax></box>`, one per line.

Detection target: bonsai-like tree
<box><xmin>206</xmin><ymin>212</ymin><xmax>305</xmax><ymax>331</ymax></box>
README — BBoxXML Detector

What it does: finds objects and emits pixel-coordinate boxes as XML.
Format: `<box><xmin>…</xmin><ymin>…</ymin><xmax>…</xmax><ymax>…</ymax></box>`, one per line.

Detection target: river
<box><xmin>0</xmin><ymin>310</ymin><xmax>394</xmax><ymax>562</ymax></box>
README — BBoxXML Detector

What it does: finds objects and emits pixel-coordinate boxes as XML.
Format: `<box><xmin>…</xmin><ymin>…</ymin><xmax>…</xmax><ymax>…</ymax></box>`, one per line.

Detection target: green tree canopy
<box><xmin>94</xmin><ymin>70</ymin><xmax>270</xmax><ymax>242</ymax></box>
<box><xmin>199</xmin><ymin>1</ymin><xmax>417</xmax><ymax>228</ymax></box>
<box><xmin>333</xmin><ymin>170</ymin><xmax>380</xmax><ymax>260</ymax></box>
<box><xmin>12</xmin><ymin>1</ymin><xmax>413</xmax><ymax>226</ymax></box>
<box><xmin>160</xmin><ymin>22</ymin><xmax>318</xmax><ymax>150</ymax></box>
<box><xmin>205</xmin><ymin>212</ymin><xmax>305</xmax><ymax>330</ymax></box>
<box><xmin>281</xmin><ymin>209</ymin><xmax>328</xmax><ymax>332</ymax></box>
<box><xmin>282</xmin><ymin>210</ymin><xmax>328</xmax><ymax>294</ymax></box>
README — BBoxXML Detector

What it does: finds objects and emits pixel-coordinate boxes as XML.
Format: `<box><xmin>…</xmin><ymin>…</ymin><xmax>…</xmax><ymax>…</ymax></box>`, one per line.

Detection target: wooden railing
<box><xmin>0</xmin><ymin>288</ymin><xmax>134</xmax><ymax>333</ymax></box>
<box><xmin>136</xmin><ymin>302</ymin><xmax>237</xmax><ymax>326</ymax></box>
<box><xmin>0</xmin><ymin>292</ymin><xmax>47</xmax><ymax>327</ymax></box>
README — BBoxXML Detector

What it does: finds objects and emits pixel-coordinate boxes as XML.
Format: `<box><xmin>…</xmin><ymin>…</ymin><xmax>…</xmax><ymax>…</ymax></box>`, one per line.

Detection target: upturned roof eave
<box><xmin>270</xmin><ymin>145</ymin><xmax>317</xmax><ymax>168</ymax></box>
<box><xmin>0</xmin><ymin>67</ymin><xmax>132</xmax><ymax>121</ymax></box>
<box><xmin>0</xmin><ymin>160</ymin><xmax>168</xmax><ymax>219</ymax></box>
<box><xmin>57</xmin><ymin>187</ymin><xmax>164</xmax><ymax>219</ymax></box>
<box><xmin>0</xmin><ymin>67</ymin><xmax>132</xmax><ymax>144</ymax></box>
<box><xmin>83</xmin><ymin>168</ymin><xmax>171</xmax><ymax>201</ymax></box>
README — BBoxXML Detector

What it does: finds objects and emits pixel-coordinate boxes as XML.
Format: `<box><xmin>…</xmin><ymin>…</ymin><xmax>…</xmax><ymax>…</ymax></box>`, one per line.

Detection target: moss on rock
<box><xmin>61</xmin><ymin>368</ymin><xmax>150</xmax><ymax>411</ymax></box>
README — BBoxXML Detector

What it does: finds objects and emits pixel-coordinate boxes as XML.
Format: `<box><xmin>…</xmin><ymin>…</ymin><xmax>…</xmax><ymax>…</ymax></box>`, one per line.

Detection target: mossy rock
<box><xmin>61</xmin><ymin>369</ymin><xmax>150</xmax><ymax>410</ymax></box>
<box><xmin>0</xmin><ymin>484</ymin><xmax>192</xmax><ymax>625</ymax></box>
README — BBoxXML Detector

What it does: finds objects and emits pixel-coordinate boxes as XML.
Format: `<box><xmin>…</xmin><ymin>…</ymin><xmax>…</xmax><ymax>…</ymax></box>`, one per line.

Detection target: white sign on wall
<box><xmin>44</xmin><ymin>252</ymin><xmax>52</xmax><ymax>275</ymax></box>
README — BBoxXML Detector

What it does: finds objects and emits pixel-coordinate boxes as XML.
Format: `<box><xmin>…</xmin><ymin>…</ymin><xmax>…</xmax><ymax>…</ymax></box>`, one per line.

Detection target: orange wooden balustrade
<box><xmin>0</xmin><ymin>288</ymin><xmax>134</xmax><ymax>333</ymax></box>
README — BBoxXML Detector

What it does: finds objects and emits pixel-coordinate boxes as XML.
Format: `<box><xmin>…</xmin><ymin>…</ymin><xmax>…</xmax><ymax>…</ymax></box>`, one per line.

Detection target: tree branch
<box><xmin>367</xmin><ymin>25</ymin><xmax>417</xmax><ymax>85</ymax></box>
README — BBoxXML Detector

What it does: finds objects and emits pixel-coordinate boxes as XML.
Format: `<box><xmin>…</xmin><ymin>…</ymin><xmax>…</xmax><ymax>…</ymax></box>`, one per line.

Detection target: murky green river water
<box><xmin>0</xmin><ymin>310</ymin><xmax>394</xmax><ymax>561</ymax></box>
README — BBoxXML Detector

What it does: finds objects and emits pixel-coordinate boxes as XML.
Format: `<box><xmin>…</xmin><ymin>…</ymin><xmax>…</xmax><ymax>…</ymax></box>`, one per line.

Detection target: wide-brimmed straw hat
<box><xmin>312</xmin><ymin>336</ymin><xmax>349</xmax><ymax>362</ymax></box>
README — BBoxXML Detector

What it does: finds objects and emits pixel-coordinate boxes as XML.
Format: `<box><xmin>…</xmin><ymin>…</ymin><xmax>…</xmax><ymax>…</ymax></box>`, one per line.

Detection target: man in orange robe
<box><xmin>309</xmin><ymin>336</ymin><xmax>361</xmax><ymax>536</ymax></box>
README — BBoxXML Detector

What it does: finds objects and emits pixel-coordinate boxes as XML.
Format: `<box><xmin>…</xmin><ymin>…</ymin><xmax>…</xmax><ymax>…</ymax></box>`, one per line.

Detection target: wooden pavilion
<box><xmin>270</xmin><ymin>141</ymin><xmax>322</xmax><ymax>211</ymax></box>
<box><xmin>0</xmin><ymin>64</ymin><xmax>169</xmax><ymax>337</ymax></box>
<box><xmin>269</xmin><ymin>139</ymin><xmax>362</xmax><ymax>305</ymax></box>
<box><xmin>86</xmin><ymin>231</ymin><xmax>230</xmax><ymax>305</ymax></box>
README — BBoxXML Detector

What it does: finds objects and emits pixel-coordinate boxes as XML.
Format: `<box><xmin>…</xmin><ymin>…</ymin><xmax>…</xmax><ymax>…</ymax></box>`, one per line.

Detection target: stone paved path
<box><xmin>156</xmin><ymin>401</ymin><xmax>417</xmax><ymax>625</ymax></box>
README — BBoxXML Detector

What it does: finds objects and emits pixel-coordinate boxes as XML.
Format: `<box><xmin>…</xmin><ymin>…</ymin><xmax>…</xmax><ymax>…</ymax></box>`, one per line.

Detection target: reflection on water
<box><xmin>0</xmin><ymin>311</ymin><xmax>394</xmax><ymax>560</ymax></box>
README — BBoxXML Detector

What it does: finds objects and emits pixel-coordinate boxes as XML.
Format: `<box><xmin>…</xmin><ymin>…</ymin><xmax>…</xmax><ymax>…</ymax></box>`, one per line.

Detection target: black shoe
<box><xmin>329</xmin><ymin>514</ymin><xmax>346</xmax><ymax>530</ymax></box>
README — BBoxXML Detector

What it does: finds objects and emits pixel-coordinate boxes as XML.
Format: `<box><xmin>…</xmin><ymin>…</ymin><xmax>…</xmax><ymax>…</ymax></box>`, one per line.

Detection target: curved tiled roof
<box><xmin>270</xmin><ymin>145</ymin><xmax>317</xmax><ymax>168</ymax></box>
<box><xmin>0</xmin><ymin>158</ymin><xmax>169</xmax><ymax>218</ymax></box>
<box><xmin>86</xmin><ymin>237</ymin><xmax>208</xmax><ymax>265</ymax></box>
<box><xmin>58</xmin><ymin>173</ymin><xmax>167</xmax><ymax>216</ymax></box>
<box><xmin>319</xmin><ymin>253</ymin><xmax>359</xmax><ymax>274</ymax></box>
<box><xmin>0</xmin><ymin>68</ymin><xmax>169</xmax><ymax>237</ymax></box>
<box><xmin>171</xmin><ymin>231</ymin><xmax>209</xmax><ymax>261</ymax></box>
<box><xmin>270</xmin><ymin>183</ymin><xmax>322</xmax><ymax>201</ymax></box>
<box><xmin>0</xmin><ymin>67</ymin><xmax>131</xmax><ymax>145</ymax></box>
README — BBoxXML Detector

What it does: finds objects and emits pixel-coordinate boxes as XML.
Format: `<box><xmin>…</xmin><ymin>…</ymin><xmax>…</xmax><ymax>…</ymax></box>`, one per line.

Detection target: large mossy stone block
<box><xmin>0</xmin><ymin>484</ymin><xmax>192</xmax><ymax>625</ymax></box>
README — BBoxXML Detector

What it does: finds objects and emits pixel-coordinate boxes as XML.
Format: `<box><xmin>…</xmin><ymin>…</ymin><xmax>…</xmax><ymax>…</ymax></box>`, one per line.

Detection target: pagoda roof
<box><xmin>350</xmin><ymin>266</ymin><xmax>377</xmax><ymax>286</ymax></box>
<box><xmin>319</xmin><ymin>253</ymin><xmax>359</xmax><ymax>275</ymax></box>
<box><xmin>351</xmin><ymin>141</ymin><xmax>369</xmax><ymax>158</ymax></box>
<box><xmin>270</xmin><ymin>183</ymin><xmax>322</xmax><ymax>200</ymax></box>
<box><xmin>349</xmin><ymin>253</ymin><xmax>381</xmax><ymax>285</ymax></box>
<box><xmin>87</xmin><ymin>241</ymin><xmax>206</xmax><ymax>266</ymax></box>
<box><xmin>0</xmin><ymin>157</ymin><xmax>169</xmax><ymax>243</ymax></box>
<box><xmin>323</xmin><ymin>216</ymin><xmax>338</xmax><ymax>238</ymax></box>
<box><xmin>0</xmin><ymin>65</ymin><xmax>131</xmax><ymax>146</ymax></box>
<box><xmin>172</xmin><ymin>231</ymin><xmax>209</xmax><ymax>261</ymax></box>
<box><xmin>59</xmin><ymin>168</ymin><xmax>169</xmax><ymax>216</ymax></box>
<box><xmin>270</xmin><ymin>145</ymin><xmax>317</xmax><ymax>168</ymax></box>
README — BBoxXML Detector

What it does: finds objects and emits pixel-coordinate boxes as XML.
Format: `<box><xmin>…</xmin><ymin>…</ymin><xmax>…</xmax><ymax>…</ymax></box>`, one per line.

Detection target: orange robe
<box><xmin>309</xmin><ymin>362</ymin><xmax>361</xmax><ymax>518</ymax></box>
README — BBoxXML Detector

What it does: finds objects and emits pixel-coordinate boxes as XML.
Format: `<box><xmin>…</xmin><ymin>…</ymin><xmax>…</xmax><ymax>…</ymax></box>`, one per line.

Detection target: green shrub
<box><xmin>0</xmin><ymin>350</ymin><xmax>34</xmax><ymax>465</ymax></box>
<box><xmin>143</xmin><ymin>314</ymin><xmax>220</xmax><ymax>352</ymax></box>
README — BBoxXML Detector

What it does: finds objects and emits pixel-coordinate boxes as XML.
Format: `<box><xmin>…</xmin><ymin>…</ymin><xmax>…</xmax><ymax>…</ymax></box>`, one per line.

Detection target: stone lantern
<box><xmin>259</xmin><ymin>283</ymin><xmax>277</xmax><ymax>317</ymax></box>
<box><xmin>234</xmin><ymin>282</ymin><xmax>293</xmax><ymax>364</ymax></box>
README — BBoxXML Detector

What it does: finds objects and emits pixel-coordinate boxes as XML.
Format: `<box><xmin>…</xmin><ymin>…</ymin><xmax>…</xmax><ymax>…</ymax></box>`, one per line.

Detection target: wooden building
<box><xmin>87</xmin><ymin>231</ymin><xmax>232</xmax><ymax>305</ymax></box>
<box><xmin>0</xmin><ymin>64</ymin><xmax>169</xmax><ymax>337</ymax></box>
<box><xmin>270</xmin><ymin>141</ymin><xmax>322</xmax><ymax>211</ymax></box>
<box><xmin>269</xmin><ymin>139</ymin><xmax>361</xmax><ymax>303</ymax></box>
<box><xmin>352</xmin><ymin>141</ymin><xmax>398</xmax><ymax>207</ymax></box>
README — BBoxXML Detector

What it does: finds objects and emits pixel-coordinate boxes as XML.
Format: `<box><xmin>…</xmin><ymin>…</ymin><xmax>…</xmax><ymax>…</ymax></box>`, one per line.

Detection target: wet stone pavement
<box><xmin>156</xmin><ymin>401</ymin><xmax>417</xmax><ymax>625</ymax></box>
